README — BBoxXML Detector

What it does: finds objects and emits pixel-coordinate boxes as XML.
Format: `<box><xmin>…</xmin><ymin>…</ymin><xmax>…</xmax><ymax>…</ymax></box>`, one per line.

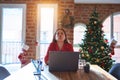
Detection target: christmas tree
<box><xmin>79</xmin><ymin>9</ymin><xmax>114</xmax><ymax>72</ymax></box>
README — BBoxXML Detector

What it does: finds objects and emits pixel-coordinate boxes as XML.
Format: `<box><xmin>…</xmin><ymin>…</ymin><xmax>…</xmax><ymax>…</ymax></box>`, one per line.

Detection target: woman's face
<box><xmin>55</xmin><ymin>30</ymin><xmax>65</xmax><ymax>42</ymax></box>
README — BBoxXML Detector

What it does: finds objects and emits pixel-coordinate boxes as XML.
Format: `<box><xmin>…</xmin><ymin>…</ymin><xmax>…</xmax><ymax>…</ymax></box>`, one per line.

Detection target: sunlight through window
<box><xmin>40</xmin><ymin>8</ymin><xmax>54</xmax><ymax>43</ymax></box>
<box><xmin>37</xmin><ymin>4</ymin><xmax>57</xmax><ymax>58</ymax></box>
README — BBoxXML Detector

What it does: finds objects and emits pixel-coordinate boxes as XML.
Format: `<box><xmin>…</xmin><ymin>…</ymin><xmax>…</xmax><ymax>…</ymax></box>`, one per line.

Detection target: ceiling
<box><xmin>74</xmin><ymin>0</ymin><xmax>120</xmax><ymax>4</ymax></box>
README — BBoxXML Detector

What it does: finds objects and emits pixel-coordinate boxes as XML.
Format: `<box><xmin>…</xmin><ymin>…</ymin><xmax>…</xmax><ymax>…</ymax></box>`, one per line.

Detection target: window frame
<box><xmin>103</xmin><ymin>12</ymin><xmax>120</xmax><ymax>48</ymax></box>
<box><xmin>36</xmin><ymin>4</ymin><xmax>58</xmax><ymax>59</ymax></box>
<box><xmin>0</xmin><ymin>4</ymin><xmax>26</xmax><ymax>43</ymax></box>
<box><xmin>0</xmin><ymin>4</ymin><xmax>26</xmax><ymax>63</ymax></box>
<box><xmin>73</xmin><ymin>23</ymin><xmax>87</xmax><ymax>51</ymax></box>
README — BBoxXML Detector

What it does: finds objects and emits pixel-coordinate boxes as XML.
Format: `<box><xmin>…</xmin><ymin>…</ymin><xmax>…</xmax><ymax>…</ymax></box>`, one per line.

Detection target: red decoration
<box><xmin>18</xmin><ymin>52</ymin><xmax>28</xmax><ymax>64</ymax></box>
<box><xmin>88</xmin><ymin>29</ymin><xmax>92</xmax><ymax>34</ymax></box>
<box><xmin>100</xmin><ymin>24</ymin><xmax>103</xmax><ymax>28</ymax></box>
<box><xmin>110</xmin><ymin>54</ymin><xmax>112</xmax><ymax>58</ymax></box>
<box><xmin>101</xmin><ymin>62</ymin><xmax>105</xmax><ymax>67</ymax></box>
<box><xmin>22</xmin><ymin>48</ymin><xmax>27</xmax><ymax>52</ymax></box>
<box><xmin>35</xmin><ymin>42</ymin><xmax>38</xmax><ymax>46</ymax></box>
<box><xmin>110</xmin><ymin>39</ymin><xmax>117</xmax><ymax>55</ymax></box>
<box><xmin>104</xmin><ymin>39</ymin><xmax>108</xmax><ymax>43</ymax></box>
<box><xmin>111</xmin><ymin>47</ymin><xmax>115</xmax><ymax>55</ymax></box>
<box><xmin>18</xmin><ymin>44</ymin><xmax>30</xmax><ymax>65</ymax></box>
<box><xmin>88</xmin><ymin>48</ymin><xmax>92</xmax><ymax>53</ymax></box>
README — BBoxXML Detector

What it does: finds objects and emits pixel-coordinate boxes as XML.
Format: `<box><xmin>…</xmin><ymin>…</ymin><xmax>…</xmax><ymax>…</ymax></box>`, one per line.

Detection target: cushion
<box><xmin>109</xmin><ymin>63</ymin><xmax>120</xmax><ymax>80</ymax></box>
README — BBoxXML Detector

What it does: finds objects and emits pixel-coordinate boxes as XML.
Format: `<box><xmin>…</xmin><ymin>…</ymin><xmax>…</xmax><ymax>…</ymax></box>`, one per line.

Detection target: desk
<box><xmin>42</xmin><ymin>65</ymin><xmax>117</xmax><ymax>80</ymax></box>
<box><xmin>4</xmin><ymin>62</ymin><xmax>117</xmax><ymax>80</ymax></box>
<box><xmin>4</xmin><ymin>63</ymin><xmax>40</xmax><ymax>80</ymax></box>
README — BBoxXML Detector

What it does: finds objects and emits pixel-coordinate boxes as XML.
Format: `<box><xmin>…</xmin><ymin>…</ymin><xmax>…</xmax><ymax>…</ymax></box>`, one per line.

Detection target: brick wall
<box><xmin>74</xmin><ymin>4</ymin><xmax>120</xmax><ymax>24</ymax></box>
<box><xmin>0</xmin><ymin>0</ymin><xmax>74</xmax><ymax>60</ymax></box>
<box><xmin>0</xmin><ymin>0</ymin><xmax>120</xmax><ymax>61</ymax></box>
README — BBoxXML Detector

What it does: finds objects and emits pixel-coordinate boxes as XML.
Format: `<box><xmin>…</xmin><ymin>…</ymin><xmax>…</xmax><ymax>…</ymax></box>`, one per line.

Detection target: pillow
<box><xmin>109</xmin><ymin>63</ymin><xmax>120</xmax><ymax>80</ymax></box>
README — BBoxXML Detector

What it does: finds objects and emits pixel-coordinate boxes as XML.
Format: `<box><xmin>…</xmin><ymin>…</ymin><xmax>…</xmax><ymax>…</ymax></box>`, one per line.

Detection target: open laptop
<box><xmin>48</xmin><ymin>51</ymin><xmax>79</xmax><ymax>72</ymax></box>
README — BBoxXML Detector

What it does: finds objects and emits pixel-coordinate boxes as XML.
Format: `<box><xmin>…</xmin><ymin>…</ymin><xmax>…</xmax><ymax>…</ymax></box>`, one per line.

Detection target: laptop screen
<box><xmin>48</xmin><ymin>51</ymin><xmax>79</xmax><ymax>72</ymax></box>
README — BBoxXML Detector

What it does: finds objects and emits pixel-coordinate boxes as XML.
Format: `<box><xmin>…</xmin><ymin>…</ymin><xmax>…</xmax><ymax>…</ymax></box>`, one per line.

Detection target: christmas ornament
<box><xmin>104</xmin><ymin>39</ymin><xmax>108</xmax><ymax>43</ymax></box>
<box><xmin>86</xmin><ymin>54</ymin><xmax>89</xmax><ymax>57</ymax></box>
<box><xmin>94</xmin><ymin>21</ymin><xmax>97</xmax><ymax>24</ymax></box>
<box><xmin>100</xmin><ymin>24</ymin><xmax>103</xmax><ymax>28</ymax></box>
<box><xmin>101</xmin><ymin>46</ymin><xmax>104</xmax><ymax>50</ymax></box>
<box><xmin>82</xmin><ymin>54</ymin><xmax>85</xmax><ymax>57</ymax></box>
<box><xmin>88</xmin><ymin>48</ymin><xmax>92</xmax><ymax>53</ymax></box>
<box><xmin>96</xmin><ymin>59</ymin><xmax>100</xmax><ymax>62</ymax></box>
<box><xmin>79</xmin><ymin>48</ymin><xmax>82</xmax><ymax>52</ymax></box>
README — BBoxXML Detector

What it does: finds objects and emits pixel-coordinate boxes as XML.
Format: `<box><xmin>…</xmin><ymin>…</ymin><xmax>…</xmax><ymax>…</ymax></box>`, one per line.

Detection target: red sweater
<box><xmin>44</xmin><ymin>42</ymin><xmax>74</xmax><ymax>65</ymax></box>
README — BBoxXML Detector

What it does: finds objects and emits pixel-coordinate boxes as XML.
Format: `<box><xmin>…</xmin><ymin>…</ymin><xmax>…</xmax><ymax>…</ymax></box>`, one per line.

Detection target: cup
<box><xmin>84</xmin><ymin>63</ymin><xmax>90</xmax><ymax>73</ymax></box>
<box><xmin>78</xmin><ymin>59</ymin><xmax>86</xmax><ymax>69</ymax></box>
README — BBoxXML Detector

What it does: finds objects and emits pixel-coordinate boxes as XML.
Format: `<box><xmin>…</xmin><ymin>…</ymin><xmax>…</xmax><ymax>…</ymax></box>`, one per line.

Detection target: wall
<box><xmin>75</xmin><ymin>4</ymin><xmax>120</xmax><ymax>24</ymax></box>
<box><xmin>0</xmin><ymin>0</ymin><xmax>74</xmax><ymax>61</ymax></box>
<box><xmin>0</xmin><ymin>0</ymin><xmax>120</xmax><ymax>62</ymax></box>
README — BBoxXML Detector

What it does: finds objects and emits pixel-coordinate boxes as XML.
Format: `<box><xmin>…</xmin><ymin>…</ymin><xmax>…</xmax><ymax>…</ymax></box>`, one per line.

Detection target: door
<box><xmin>36</xmin><ymin>4</ymin><xmax>58</xmax><ymax>60</ymax></box>
<box><xmin>0</xmin><ymin>4</ymin><xmax>26</xmax><ymax>64</ymax></box>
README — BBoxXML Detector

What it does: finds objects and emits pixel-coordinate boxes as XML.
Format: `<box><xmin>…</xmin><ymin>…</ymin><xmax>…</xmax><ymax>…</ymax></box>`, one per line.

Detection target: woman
<box><xmin>44</xmin><ymin>28</ymin><xmax>74</xmax><ymax>65</ymax></box>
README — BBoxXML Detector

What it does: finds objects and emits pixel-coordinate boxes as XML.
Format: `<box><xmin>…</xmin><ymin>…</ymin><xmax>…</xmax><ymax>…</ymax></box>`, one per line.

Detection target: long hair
<box><xmin>52</xmin><ymin>28</ymin><xmax>68</xmax><ymax>43</ymax></box>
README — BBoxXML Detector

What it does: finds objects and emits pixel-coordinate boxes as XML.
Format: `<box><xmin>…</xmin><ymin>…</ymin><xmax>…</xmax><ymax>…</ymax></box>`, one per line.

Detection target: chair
<box><xmin>0</xmin><ymin>66</ymin><xmax>10</xmax><ymax>80</ymax></box>
<box><xmin>109</xmin><ymin>63</ymin><xmax>120</xmax><ymax>80</ymax></box>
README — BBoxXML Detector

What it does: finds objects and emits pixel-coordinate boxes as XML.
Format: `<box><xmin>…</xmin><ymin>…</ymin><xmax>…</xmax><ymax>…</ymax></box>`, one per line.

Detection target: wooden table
<box><xmin>42</xmin><ymin>65</ymin><xmax>117</xmax><ymax>80</ymax></box>
<box><xmin>4</xmin><ymin>62</ymin><xmax>117</xmax><ymax>80</ymax></box>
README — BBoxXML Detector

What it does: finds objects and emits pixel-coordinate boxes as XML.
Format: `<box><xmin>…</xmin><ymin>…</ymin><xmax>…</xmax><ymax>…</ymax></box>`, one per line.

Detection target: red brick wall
<box><xmin>0</xmin><ymin>0</ymin><xmax>74</xmax><ymax>60</ymax></box>
<box><xmin>0</xmin><ymin>0</ymin><xmax>120</xmax><ymax>60</ymax></box>
<box><xmin>74</xmin><ymin>4</ymin><xmax>120</xmax><ymax>24</ymax></box>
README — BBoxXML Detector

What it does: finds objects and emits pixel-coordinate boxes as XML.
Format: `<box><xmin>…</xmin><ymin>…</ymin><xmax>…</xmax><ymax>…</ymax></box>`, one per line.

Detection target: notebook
<box><xmin>48</xmin><ymin>51</ymin><xmax>79</xmax><ymax>72</ymax></box>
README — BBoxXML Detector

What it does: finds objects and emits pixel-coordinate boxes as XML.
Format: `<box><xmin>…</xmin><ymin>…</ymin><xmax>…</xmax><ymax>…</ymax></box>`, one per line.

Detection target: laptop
<box><xmin>48</xmin><ymin>51</ymin><xmax>79</xmax><ymax>72</ymax></box>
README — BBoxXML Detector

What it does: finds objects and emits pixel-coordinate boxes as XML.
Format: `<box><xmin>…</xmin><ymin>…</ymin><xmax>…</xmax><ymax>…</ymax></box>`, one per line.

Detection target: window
<box><xmin>37</xmin><ymin>4</ymin><xmax>57</xmax><ymax>59</ymax></box>
<box><xmin>102</xmin><ymin>12</ymin><xmax>120</xmax><ymax>63</ymax></box>
<box><xmin>0</xmin><ymin>4</ymin><xmax>26</xmax><ymax>64</ymax></box>
<box><xmin>103</xmin><ymin>12</ymin><xmax>120</xmax><ymax>45</ymax></box>
<box><xmin>73</xmin><ymin>23</ymin><xmax>86</xmax><ymax>51</ymax></box>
